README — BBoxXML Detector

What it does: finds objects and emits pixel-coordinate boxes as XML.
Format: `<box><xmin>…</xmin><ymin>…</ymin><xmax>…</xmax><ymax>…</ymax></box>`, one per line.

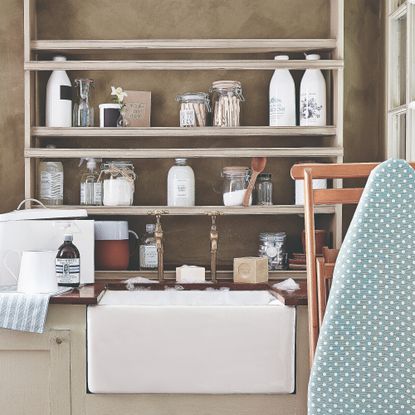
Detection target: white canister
<box><xmin>46</xmin><ymin>56</ymin><xmax>72</xmax><ymax>127</ymax></box>
<box><xmin>269</xmin><ymin>55</ymin><xmax>296</xmax><ymax>126</ymax></box>
<box><xmin>167</xmin><ymin>158</ymin><xmax>195</xmax><ymax>207</ymax></box>
<box><xmin>295</xmin><ymin>178</ymin><xmax>327</xmax><ymax>205</ymax></box>
<box><xmin>99</xmin><ymin>103</ymin><xmax>121</xmax><ymax>127</ymax></box>
<box><xmin>300</xmin><ymin>54</ymin><xmax>327</xmax><ymax>126</ymax></box>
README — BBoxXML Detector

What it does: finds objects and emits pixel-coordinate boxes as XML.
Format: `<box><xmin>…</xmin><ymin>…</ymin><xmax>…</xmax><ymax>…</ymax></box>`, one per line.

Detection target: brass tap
<box><xmin>210</xmin><ymin>215</ymin><xmax>219</xmax><ymax>283</ymax></box>
<box><xmin>155</xmin><ymin>214</ymin><xmax>164</xmax><ymax>282</ymax></box>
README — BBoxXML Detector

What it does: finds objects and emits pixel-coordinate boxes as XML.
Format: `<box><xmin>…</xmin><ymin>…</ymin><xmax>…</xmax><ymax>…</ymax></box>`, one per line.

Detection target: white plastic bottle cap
<box><xmin>274</xmin><ymin>55</ymin><xmax>290</xmax><ymax>61</ymax></box>
<box><xmin>53</xmin><ymin>56</ymin><xmax>67</xmax><ymax>62</ymax></box>
<box><xmin>305</xmin><ymin>54</ymin><xmax>321</xmax><ymax>61</ymax></box>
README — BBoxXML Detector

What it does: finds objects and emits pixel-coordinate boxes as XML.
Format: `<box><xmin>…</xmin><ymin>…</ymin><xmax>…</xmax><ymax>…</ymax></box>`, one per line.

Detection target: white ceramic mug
<box><xmin>3</xmin><ymin>250</ymin><xmax>58</xmax><ymax>294</ymax></box>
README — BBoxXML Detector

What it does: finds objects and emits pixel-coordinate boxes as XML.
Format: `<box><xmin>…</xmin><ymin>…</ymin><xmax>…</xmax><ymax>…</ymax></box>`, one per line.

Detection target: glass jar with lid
<box><xmin>210</xmin><ymin>80</ymin><xmax>244</xmax><ymax>127</ymax></box>
<box><xmin>258</xmin><ymin>232</ymin><xmax>288</xmax><ymax>270</ymax></box>
<box><xmin>221</xmin><ymin>166</ymin><xmax>251</xmax><ymax>206</ymax></box>
<box><xmin>100</xmin><ymin>161</ymin><xmax>136</xmax><ymax>206</ymax></box>
<box><xmin>176</xmin><ymin>92</ymin><xmax>211</xmax><ymax>127</ymax></box>
<box><xmin>255</xmin><ymin>173</ymin><xmax>273</xmax><ymax>205</ymax></box>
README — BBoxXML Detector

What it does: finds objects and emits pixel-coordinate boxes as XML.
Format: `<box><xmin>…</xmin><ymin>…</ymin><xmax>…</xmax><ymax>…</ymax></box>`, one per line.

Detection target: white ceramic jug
<box><xmin>3</xmin><ymin>250</ymin><xmax>58</xmax><ymax>294</ymax></box>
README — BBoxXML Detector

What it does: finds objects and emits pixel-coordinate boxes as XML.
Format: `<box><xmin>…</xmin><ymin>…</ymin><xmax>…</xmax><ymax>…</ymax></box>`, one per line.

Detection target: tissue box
<box><xmin>233</xmin><ymin>257</ymin><xmax>269</xmax><ymax>284</ymax></box>
<box><xmin>176</xmin><ymin>265</ymin><xmax>206</xmax><ymax>283</ymax></box>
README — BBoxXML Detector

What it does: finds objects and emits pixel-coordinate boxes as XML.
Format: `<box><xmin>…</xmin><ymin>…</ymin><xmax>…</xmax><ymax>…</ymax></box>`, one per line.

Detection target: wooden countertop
<box><xmin>49</xmin><ymin>280</ymin><xmax>307</xmax><ymax>306</ymax></box>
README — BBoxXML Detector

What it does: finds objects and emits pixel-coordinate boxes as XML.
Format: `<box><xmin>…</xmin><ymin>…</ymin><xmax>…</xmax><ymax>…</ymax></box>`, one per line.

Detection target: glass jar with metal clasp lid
<box><xmin>99</xmin><ymin>161</ymin><xmax>136</xmax><ymax>206</ymax></box>
<box><xmin>258</xmin><ymin>232</ymin><xmax>288</xmax><ymax>270</ymax></box>
<box><xmin>210</xmin><ymin>80</ymin><xmax>245</xmax><ymax>127</ymax></box>
<box><xmin>221</xmin><ymin>166</ymin><xmax>252</xmax><ymax>206</ymax></box>
<box><xmin>176</xmin><ymin>92</ymin><xmax>211</xmax><ymax>127</ymax></box>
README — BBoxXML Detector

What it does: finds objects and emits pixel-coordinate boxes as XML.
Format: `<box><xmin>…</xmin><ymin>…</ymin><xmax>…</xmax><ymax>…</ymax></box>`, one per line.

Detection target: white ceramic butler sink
<box><xmin>87</xmin><ymin>290</ymin><xmax>296</xmax><ymax>394</ymax></box>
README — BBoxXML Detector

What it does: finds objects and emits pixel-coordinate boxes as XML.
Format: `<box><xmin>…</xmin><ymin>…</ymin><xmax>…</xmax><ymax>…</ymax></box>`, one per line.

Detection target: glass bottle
<box><xmin>38</xmin><ymin>145</ymin><xmax>64</xmax><ymax>205</ymax></box>
<box><xmin>56</xmin><ymin>234</ymin><xmax>80</xmax><ymax>287</ymax></box>
<box><xmin>255</xmin><ymin>173</ymin><xmax>273</xmax><ymax>205</ymax></box>
<box><xmin>80</xmin><ymin>158</ymin><xmax>102</xmax><ymax>206</ymax></box>
<box><xmin>139</xmin><ymin>224</ymin><xmax>158</xmax><ymax>270</ymax></box>
<box><xmin>167</xmin><ymin>158</ymin><xmax>195</xmax><ymax>207</ymax></box>
<box><xmin>73</xmin><ymin>78</ymin><xmax>94</xmax><ymax>127</ymax></box>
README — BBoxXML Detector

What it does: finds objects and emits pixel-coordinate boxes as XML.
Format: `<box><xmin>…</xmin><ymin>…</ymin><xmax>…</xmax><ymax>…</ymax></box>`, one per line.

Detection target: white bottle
<box><xmin>269</xmin><ymin>55</ymin><xmax>296</xmax><ymax>126</ymax></box>
<box><xmin>46</xmin><ymin>56</ymin><xmax>72</xmax><ymax>127</ymax></box>
<box><xmin>300</xmin><ymin>54</ymin><xmax>327</xmax><ymax>126</ymax></box>
<box><xmin>80</xmin><ymin>158</ymin><xmax>102</xmax><ymax>206</ymax></box>
<box><xmin>167</xmin><ymin>158</ymin><xmax>195</xmax><ymax>207</ymax></box>
<box><xmin>38</xmin><ymin>146</ymin><xmax>64</xmax><ymax>205</ymax></box>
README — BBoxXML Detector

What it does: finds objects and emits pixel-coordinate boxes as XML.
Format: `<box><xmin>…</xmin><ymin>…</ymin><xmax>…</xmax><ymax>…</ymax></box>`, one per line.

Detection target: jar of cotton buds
<box><xmin>176</xmin><ymin>92</ymin><xmax>210</xmax><ymax>127</ymax></box>
<box><xmin>210</xmin><ymin>80</ymin><xmax>244</xmax><ymax>127</ymax></box>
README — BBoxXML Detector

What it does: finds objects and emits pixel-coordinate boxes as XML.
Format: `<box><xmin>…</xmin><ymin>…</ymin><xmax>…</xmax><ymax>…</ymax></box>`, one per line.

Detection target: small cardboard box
<box><xmin>233</xmin><ymin>257</ymin><xmax>269</xmax><ymax>283</ymax></box>
<box><xmin>124</xmin><ymin>90</ymin><xmax>151</xmax><ymax>127</ymax></box>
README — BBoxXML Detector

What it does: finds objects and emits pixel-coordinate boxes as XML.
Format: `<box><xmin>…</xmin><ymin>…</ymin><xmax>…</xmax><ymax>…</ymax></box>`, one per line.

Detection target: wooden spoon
<box><xmin>243</xmin><ymin>157</ymin><xmax>267</xmax><ymax>207</ymax></box>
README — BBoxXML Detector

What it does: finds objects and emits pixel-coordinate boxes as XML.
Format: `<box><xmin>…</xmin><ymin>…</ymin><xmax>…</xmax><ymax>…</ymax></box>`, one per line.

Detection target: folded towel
<box><xmin>0</xmin><ymin>285</ymin><xmax>70</xmax><ymax>333</ymax></box>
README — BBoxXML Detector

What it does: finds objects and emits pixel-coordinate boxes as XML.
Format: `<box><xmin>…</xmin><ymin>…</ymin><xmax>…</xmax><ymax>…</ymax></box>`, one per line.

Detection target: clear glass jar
<box><xmin>258</xmin><ymin>232</ymin><xmax>288</xmax><ymax>270</ymax></box>
<box><xmin>100</xmin><ymin>161</ymin><xmax>136</xmax><ymax>206</ymax></box>
<box><xmin>221</xmin><ymin>166</ymin><xmax>251</xmax><ymax>206</ymax></box>
<box><xmin>176</xmin><ymin>92</ymin><xmax>211</xmax><ymax>127</ymax></box>
<box><xmin>73</xmin><ymin>79</ymin><xmax>94</xmax><ymax>127</ymax></box>
<box><xmin>255</xmin><ymin>173</ymin><xmax>273</xmax><ymax>205</ymax></box>
<box><xmin>210</xmin><ymin>80</ymin><xmax>244</xmax><ymax>127</ymax></box>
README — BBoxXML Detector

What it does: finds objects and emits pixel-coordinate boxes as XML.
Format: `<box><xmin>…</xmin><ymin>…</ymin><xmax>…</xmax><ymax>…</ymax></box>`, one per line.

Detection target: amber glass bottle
<box><xmin>56</xmin><ymin>234</ymin><xmax>80</xmax><ymax>287</ymax></box>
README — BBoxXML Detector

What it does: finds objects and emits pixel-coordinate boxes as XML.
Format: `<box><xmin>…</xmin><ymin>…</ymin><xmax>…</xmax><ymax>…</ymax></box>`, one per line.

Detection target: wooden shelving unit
<box><xmin>24</xmin><ymin>0</ymin><xmax>344</xmax><ymax>280</ymax></box>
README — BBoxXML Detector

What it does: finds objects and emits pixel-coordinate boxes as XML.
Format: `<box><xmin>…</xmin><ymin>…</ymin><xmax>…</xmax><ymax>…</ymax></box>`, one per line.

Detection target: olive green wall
<box><xmin>0</xmin><ymin>0</ymin><xmax>385</xmax><ymax>218</ymax></box>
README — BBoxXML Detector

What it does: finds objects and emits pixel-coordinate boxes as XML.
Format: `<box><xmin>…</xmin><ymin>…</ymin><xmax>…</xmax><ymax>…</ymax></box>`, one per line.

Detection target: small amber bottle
<box><xmin>56</xmin><ymin>234</ymin><xmax>80</xmax><ymax>287</ymax></box>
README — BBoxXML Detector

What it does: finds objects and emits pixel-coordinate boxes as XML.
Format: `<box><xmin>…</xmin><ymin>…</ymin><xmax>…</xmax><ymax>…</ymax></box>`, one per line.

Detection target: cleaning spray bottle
<box><xmin>79</xmin><ymin>158</ymin><xmax>102</xmax><ymax>206</ymax></box>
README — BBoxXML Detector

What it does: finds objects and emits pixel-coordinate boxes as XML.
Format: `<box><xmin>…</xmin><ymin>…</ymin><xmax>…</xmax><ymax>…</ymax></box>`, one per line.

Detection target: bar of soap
<box><xmin>233</xmin><ymin>257</ymin><xmax>269</xmax><ymax>284</ymax></box>
<box><xmin>176</xmin><ymin>265</ymin><xmax>206</xmax><ymax>283</ymax></box>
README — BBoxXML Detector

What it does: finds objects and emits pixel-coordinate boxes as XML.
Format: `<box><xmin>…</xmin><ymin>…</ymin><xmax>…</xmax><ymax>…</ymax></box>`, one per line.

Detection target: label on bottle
<box><xmin>180</xmin><ymin>109</ymin><xmax>196</xmax><ymax>127</ymax></box>
<box><xmin>56</xmin><ymin>258</ymin><xmax>80</xmax><ymax>285</ymax></box>
<box><xmin>80</xmin><ymin>183</ymin><xmax>86</xmax><ymax>205</ymax></box>
<box><xmin>269</xmin><ymin>97</ymin><xmax>286</xmax><ymax>121</ymax></box>
<box><xmin>139</xmin><ymin>245</ymin><xmax>158</xmax><ymax>269</ymax></box>
<box><xmin>60</xmin><ymin>85</ymin><xmax>72</xmax><ymax>101</ymax></box>
<box><xmin>175</xmin><ymin>178</ymin><xmax>190</xmax><ymax>199</ymax></box>
<box><xmin>40</xmin><ymin>171</ymin><xmax>63</xmax><ymax>200</ymax></box>
<box><xmin>300</xmin><ymin>93</ymin><xmax>323</xmax><ymax>123</ymax></box>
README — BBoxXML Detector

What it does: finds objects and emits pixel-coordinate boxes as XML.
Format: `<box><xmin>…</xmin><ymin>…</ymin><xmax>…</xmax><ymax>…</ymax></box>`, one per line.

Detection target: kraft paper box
<box><xmin>0</xmin><ymin>220</ymin><xmax>95</xmax><ymax>285</ymax></box>
<box><xmin>124</xmin><ymin>90</ymin><xmax>151</xmax><ymax>127</ymax></box>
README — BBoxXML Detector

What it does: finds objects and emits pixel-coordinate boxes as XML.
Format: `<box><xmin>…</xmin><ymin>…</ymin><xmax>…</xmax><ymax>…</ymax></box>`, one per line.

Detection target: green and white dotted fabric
<box><xmin>308</xmin><ymin>159</ymin><xmax>415</xmax><ymax>415</ymax></box>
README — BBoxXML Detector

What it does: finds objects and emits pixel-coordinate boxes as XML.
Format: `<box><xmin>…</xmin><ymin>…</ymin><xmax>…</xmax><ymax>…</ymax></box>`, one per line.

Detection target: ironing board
<box><xmin>308</xmin><ymin>159</ymin><xmax>415</xmax><ymax>414</ymax></box>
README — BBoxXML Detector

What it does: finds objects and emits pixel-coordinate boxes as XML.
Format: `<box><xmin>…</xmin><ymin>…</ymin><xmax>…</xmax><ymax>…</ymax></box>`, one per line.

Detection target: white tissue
<box><xmin>124</xmin><ymin>276</ymin><xmax>158</xmax><ymax>290</ymax></box>
<box><xmin>273</xmin><ymin>278</ymin><xmax>300</xmax><ymax>292</ymax></box>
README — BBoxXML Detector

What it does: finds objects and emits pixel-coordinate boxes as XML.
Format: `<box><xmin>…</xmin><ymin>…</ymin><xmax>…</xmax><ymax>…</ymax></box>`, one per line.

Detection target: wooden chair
<box><xmin>290</xmin><ymin>162</ymin><xmax>415</xmax><ymax>365</ymax></box>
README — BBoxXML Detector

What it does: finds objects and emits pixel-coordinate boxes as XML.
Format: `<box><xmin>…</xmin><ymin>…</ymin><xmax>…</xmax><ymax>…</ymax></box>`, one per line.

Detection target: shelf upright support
<box><xmin>24</xmin><ymin>0</ymin><xmax>37</xmax><ymax>207</ymax></box>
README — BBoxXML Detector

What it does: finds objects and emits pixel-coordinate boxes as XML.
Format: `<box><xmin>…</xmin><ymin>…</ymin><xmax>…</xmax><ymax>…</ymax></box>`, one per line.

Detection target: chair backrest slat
<box><xmin>314</xmin><ymin>188</ymin><xmax>364</xmax><ymax>205</ymax></box>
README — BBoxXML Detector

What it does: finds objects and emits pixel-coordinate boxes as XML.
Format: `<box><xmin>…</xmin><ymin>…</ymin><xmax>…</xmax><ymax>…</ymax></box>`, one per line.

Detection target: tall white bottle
<box><xmin>167</xmin><ymin>158</ymin><xmax>195</xmax><ymax>207</ymax></box>
<box><xmin>46</xmin><ymin>56</ymin><xmax>72</xmax><ymax>127</ymax></box>
<box><xmin>269</xmin><ymin>55</ymin><xmax>296</xmax><ymax>126</ymax></box>
<box><xmin>300</xmin><ymin>54</ymin><xmax>326</xmax><ymax>126</ymax></box>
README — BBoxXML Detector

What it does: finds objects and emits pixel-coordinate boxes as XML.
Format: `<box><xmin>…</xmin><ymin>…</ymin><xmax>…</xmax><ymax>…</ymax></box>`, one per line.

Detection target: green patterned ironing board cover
<box><xmin>308</xmin><ymin>159</ymin><xmax>415</xmax><ymax>415</ymax></box>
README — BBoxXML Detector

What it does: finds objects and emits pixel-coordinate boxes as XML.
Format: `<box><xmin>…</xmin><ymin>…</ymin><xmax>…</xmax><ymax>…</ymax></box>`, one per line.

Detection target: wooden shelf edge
<box><xmin>24</xmin><ymin>147</ymin><xmax>344</xmax><ymax>158</ymax></box>
<box><xmin>32</xmin><ymin>126</ymin><xmax>337</xmax><ymax>138</ymax></box>
<box><xmin>42</xmin><ymin>205</ymin><xmax>336</xmax><ymax>215</ymax></box>
<box><xmin>24</xmin><ymin>59</ymin><xmax>344</xmax><ymax>71</ymax></box>
<box><xmin>31</xmin><ymin>38</ymin><xmax>338</xmax><ymax>53</ymax></box>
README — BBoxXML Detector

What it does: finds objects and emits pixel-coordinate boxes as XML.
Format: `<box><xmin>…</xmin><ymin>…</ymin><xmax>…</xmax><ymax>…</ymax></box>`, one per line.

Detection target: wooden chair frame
<box><xmin>290</xmin><ymin>161</ymin><xmax>415</xmax><ymax>366</ymax></box>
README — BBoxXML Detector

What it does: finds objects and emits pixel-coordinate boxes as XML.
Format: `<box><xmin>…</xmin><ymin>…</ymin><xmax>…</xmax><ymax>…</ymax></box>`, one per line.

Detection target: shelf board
<box><xmin>95</xmin><ymin>269</ymin><xmax>306</xmax><ymax>281</ymax></box>
<box><xmin>43</xmin><ymin>205</ymin><xmax>335</xmax><ymax>216</ymax></box>
<box><xmin>32</xmin><ymin>126</ymin><xmax>337</xmax><ymax>138</ymax></box>
<box><xmin>31</xmin><ymin>39</ymin><xmax>337</xmax><ymax>54</ymax></box>
<box><xmin>25</xmin><ymin>147</ymin><xmax>343</xmax><ymax>158</ymax></box>
<box><xmin>24</xmin><ymin>59</ymin><xmax>344</xmax><ymax>71</ymax></box>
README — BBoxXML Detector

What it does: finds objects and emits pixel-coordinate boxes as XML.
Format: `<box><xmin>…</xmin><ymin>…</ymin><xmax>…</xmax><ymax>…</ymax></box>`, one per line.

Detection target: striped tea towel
<box><xmin>0</xmin><ymin>285</ymin><xmax>70</xmax><ymax>333</ymax></box>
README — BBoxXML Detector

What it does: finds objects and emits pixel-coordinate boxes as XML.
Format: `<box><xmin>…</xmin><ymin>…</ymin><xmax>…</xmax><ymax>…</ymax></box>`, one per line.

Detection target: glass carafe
<box><xmin>73</xmin><ymin>78</ymin><xmax>94</xmax><ymax>127</ymax></box>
